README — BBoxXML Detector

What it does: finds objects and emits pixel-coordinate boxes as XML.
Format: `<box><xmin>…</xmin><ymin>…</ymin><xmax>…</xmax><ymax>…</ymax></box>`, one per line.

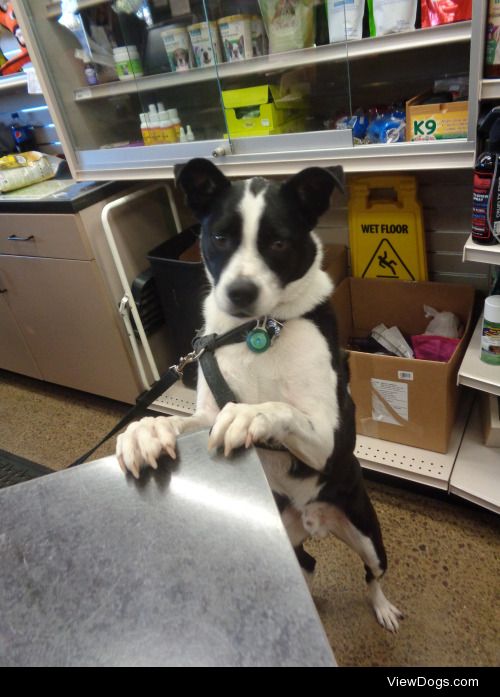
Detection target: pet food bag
<box><xmin>421</xmin><ymin>0</ymin><xmax>472</xmax><ymax>28</ymax></box>
<box><xmin>367</xmin><ymin>0</ymin><xmax>417</xmax><ymax>36</ymax></box>
<box><xmin>258</xmin><ymin>0</ymin><xmax>316</xmax><ymax>54</ymax></box>
<box><xmin>218</xmin><ymin>15</ymin><xmax>253</xmax><ymax>62</ymax></box>
<box><xmin>326</xmin><ymin>0</ymin><xmax>365</xmax><ymax>43</ymax></box>
<box><xmin>0</xmin><ymin>151</ymin><xmax>59</xmax><ymax>193</ymax></box>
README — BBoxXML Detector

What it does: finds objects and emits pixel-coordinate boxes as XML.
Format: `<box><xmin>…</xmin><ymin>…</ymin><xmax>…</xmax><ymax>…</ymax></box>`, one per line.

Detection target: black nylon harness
<box><xmin>69</xmin><ymin>317</ymin><xmax>283</xmax><ymax>467</ymax></box>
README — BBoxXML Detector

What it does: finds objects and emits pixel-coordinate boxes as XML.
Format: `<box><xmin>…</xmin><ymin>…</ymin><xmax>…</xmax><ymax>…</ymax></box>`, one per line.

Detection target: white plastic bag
<box><xmin>368</xmin><ymin>0</ymin><xmax>418</xmax><ymax>36</ymax></box>
<box><xmin>327</xmin><ymin>0</ymin><xmax>365</xmax><ymax>43</ymax></box>
<box><xmin>423</xmin><ymin>305</ymin><xmax>460</xmax><ymax>339</ymax></box>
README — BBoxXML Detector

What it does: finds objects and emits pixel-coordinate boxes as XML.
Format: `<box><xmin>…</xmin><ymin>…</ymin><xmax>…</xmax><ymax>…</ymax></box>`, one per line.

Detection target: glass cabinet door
<box><xmin>17</xmin><ymin>0</ymin><xmax>232</xmax><ymax>176</ymax></box>
<box><xmin>13</xmin><ymin>0</ymin><xmax>477</xmax><ymax>178</ymax></box>
<box><xmin>14</xmin><ymin>0</ymin><xmax>352</xmax><ymax>177</ymax></box>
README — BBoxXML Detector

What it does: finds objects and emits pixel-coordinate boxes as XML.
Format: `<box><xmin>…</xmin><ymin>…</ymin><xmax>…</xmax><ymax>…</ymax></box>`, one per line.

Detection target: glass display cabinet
<box><xmin>12</xmin><ymin>1</ymin><xmax>481</xmax><ymax>180</ymax></box>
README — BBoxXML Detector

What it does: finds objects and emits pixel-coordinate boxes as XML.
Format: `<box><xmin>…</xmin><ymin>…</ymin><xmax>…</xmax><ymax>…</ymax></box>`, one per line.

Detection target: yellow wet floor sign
<box><xmin>348</xmin><ymin>175</ymin><xmax>428</xmax><ymax>281</ymax></box>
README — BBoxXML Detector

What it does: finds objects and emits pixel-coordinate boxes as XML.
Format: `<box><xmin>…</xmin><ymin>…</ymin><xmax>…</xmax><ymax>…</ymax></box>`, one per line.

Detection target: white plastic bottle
<box><xmin>168</xmin><ymin>108</ymin><xmax>182</xmax><ymax>141</ymax></box>
<box><xmin>480</xmin><ymin>295</ymin><xmax>500</xmax><ymax>365</ymax></box>
<box><xmin>140</xmin><ymin>113</ymin><xmax>152</xmax><ymax>145</ymax></box>
<box><xmin>186</xmin><ymin>125</ymin><xmax>195</xmax><ymax>141</ymax></box>
<box><xmin>179</xmin><ymin>126</ymin><xmax>187</xmax><ymax>143</ymax></box>
<box><xmin>159</xmin><ymin>109</ymin><xmax>176</xmax><ymax>143</ymax></box>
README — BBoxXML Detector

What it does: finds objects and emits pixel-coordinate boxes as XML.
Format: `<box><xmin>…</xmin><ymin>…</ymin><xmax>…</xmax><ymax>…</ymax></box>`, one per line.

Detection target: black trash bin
<box><xmin>147</xmin><ymin>225</ymin><xmax>207</xmax><ymax>388</ymax></box>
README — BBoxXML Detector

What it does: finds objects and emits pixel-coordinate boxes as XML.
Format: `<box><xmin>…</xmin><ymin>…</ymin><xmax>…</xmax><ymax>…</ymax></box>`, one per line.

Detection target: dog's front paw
<box><xmin>116</xmin><ymin>415</ymin><xmax>177</xmax><ymax>479</ymax></box>
<box><xmin>208</xmin><ymin>402</ymin><xmax>279</xmax><ymax>456</ymax></box>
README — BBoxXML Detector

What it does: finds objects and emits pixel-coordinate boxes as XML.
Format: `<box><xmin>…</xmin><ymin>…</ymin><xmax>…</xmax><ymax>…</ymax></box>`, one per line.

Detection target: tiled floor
<box><xmin>1</xmin><ymin>368</ymin><xmax>498</xmax><ymax>667</ymax></box>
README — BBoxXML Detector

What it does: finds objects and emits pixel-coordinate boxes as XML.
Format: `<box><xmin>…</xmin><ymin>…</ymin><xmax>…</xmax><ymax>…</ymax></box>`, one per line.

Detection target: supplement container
<box><xmin>481</xmin><ymin>295</ymin><xmax>500</xmax><ymax>365</ymax></box>
<box><xmin>217</xmin><ymin>15</ymin><xmax>253</xmax><ymax>62</ymax></box>
<box><xmin>113</xmin><ymin>46</ymin><xmax>143</xmax><ymax>80</ymax></box>
<box><xmin>187</xmin><ymin>21</ymin><xmax>222</xmax><ymax>67</ymax></box>
<box><xmin>161</xmin><ymin>24</ymin><xmax>194</xmax><ymax>72</ymax></box>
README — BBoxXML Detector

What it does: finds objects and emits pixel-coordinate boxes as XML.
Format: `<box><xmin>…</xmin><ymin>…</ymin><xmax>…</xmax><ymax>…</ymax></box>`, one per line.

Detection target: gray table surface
<box><xmin>0</xmin><ymin>430</ymin><xmax>336</xmax><ymax>667</ymax></box>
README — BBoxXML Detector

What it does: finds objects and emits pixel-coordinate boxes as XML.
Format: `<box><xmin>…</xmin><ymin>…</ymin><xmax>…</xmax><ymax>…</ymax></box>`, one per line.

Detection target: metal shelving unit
<box><xmin>449</xmin><ymin>401</ymin><xmax>500</xmax><ymax>514</ymax></box>
<box><xmin>458</xmin><ymin>315</ymin><xmax>500</xmax><ymax>397</ymax></box>
<box><xmin>463</xmin><ymin>234</ymin><xmax>500</xmax><ymax>265</ymax></box>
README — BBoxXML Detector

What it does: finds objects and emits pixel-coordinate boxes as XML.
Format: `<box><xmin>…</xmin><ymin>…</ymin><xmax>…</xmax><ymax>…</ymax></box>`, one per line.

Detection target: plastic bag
<box><xmin>368</xmin><ymin>0</ymin><xmax>417</xmax><ymax>36</ymax></box>
<box><xmin>326</xmin><ymin>0</ymin><xmax>365</xmax><ymax>43</ymax></box>
<box><xmin>423</xmin><ymin>304</ymin><xmax>460</xmax><ymax>338</ymax></box>
<box><xmin>411</xmin><ymin>334</ymin><xmax>460</xmax><ymax>362</ymax></box>
<box><xmin>421</xmin><ymin>0</ymin><xmax>472</xmax><ymax>28</ymax></box>
<box><xmin>258</xmin><ymin>0</ymin><xmax>316</xmax><ymax>54</ymax></box>
<box><xmin>0</xmin><ymin>152</ymin><xmax>60</xmax><ymax>193</ymax></box>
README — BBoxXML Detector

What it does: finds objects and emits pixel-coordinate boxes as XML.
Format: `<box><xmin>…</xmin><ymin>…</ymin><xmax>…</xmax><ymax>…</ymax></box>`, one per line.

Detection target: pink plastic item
<box><xmin>411</xmin><ymin>334</ymin><xmax>460</xmax><ymax>362</ymax></box>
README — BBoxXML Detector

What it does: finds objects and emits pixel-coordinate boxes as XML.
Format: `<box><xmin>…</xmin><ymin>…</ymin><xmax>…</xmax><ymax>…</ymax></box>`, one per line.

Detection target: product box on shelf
<box><xmin>221</xmin><ymin>84</ymin><xmax>306</xmax><ymax>138</ymax></box>
<box><xmin>406</xmin><ymin>93</ymin><xmax>468</xmax><ymax>141</ymax></box>
<box><xmin>480</xmin><ymin>392</ymin><xmax>500</xmax><ymax>448</ymax></box>
<box><xmin>330</xmin><ymin>277</ymin><xmax>475</xmax><ymax>453</ymax></box>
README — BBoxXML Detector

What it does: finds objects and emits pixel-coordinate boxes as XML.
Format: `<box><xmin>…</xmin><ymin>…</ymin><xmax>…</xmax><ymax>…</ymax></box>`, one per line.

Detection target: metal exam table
<box><xmin>0</xmin><ymin>431</ymin><xmax>336</xmax><ymax>667</ymax></box>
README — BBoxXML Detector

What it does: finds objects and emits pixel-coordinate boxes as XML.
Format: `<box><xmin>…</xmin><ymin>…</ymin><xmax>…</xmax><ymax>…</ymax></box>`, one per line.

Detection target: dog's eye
<box><xmin>270</xmin><ymin>239</ymin><xmax>289</xmax><ymax>252</ymax></box>
<box><xmin>212</xmin><ymin>233</ymin><xmax>230</xmax><ymax>250</ymax></box>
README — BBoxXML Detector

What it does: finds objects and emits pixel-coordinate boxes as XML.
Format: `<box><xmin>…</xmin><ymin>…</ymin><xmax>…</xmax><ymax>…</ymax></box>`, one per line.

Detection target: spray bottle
<box><xmin>472</xmin><ymin>107</ymin><xmax>500</xmax><ymax>245</ymax></box>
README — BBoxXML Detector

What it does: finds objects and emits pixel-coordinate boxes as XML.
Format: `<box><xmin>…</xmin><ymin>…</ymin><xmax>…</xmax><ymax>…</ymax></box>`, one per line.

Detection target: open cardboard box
<box><xmin>330</xmin><ymin>277</ymin><xmax>475</xmax><ymax>453</ymax></box>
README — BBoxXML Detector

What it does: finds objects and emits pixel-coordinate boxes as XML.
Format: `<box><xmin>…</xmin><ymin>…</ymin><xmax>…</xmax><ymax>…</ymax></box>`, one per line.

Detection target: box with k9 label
<box><xmin>406</xmin><ymin>93</ymin><xmax>468</xmax><ymax>141</ymax></box>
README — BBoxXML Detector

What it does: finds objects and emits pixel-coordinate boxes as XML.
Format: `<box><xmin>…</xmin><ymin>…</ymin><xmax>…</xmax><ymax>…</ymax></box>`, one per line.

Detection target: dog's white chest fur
<box><xmin>203</xmin><ymin>314</ymin><xmax>339</xmax><ymax>508</ymax></box>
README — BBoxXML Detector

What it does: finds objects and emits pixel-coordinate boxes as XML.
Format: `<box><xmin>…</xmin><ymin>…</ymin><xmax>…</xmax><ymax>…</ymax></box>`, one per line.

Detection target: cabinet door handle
<box><xmin>8</xmin><ymin>234</ymin><xmax>34</xmax><ymax>241</ymax></box>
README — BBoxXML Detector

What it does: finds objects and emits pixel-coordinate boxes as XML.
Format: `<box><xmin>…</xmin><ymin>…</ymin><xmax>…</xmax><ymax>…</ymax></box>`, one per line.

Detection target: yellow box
<box><xmin>222</xmin><ymin>84</ymin><xmax>306</xmax><ymax>137</ymax></box>
<box><xmin>406</xmin><ymin>93</ymin><xmax>468</xmax><ymax>141</ymax></box>
<box><xmin>348</xmin><ymin>175</ymin><xmax>428</xmax><ymax>282</ymax></box>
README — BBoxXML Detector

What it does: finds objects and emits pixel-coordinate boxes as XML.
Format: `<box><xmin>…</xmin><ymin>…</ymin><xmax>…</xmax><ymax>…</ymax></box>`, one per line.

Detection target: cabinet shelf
<box><xmin>463</xmin><ymin>234</ymin><xmax>500</xmax><ymax>264</ymax></box>
<box><xmin>73</xmin><ymin>21</ymin><xmax>471</xmax><ymax>103</ymax></box>
<box><xmin>458</xmin><ymin>314</ymin><xmax>500</xmax><ymax>397</ymax></box>
<box><xmin>0</xmin><ymin>73</ymin><xmax>27</xmax><ymax>92</ymax></box>
<box><xmin>480</xmin><ymin>79</ymin><xmax>500</xmax><ymax>100</ymax></box>
<box><xmin>46</xmin><ymin>0</ymin><xmax>108</xmax><ymax>18</ymax></box>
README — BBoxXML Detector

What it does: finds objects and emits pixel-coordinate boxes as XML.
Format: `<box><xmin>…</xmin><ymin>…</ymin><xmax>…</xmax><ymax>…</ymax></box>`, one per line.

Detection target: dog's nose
<box><xmin>227</xmin><ymin>279</ymin><xmax>259</xmax><ymax>309</ymax></box>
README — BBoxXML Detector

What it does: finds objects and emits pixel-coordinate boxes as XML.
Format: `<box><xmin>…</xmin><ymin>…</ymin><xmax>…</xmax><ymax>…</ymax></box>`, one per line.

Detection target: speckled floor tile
<box><xmin>306</xmin><ymin>482</ymin><xmax>500</xmax><ymax>667</ymax></box>
<box><xmin>0</xmin><ymin>368</ymin><xmax>499</xmax><ymax>666</ymax></box>
<box><xmin>0</xmin><ymin>369</ymin><xmax>129</xmax><ymax>469</ymax></box>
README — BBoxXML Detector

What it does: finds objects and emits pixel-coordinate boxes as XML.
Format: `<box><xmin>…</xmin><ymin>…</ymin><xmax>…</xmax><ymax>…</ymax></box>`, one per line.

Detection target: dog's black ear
<box><xmin>175</xmin><ymin>158</ymin><xmax>230</xmax><ymax>219</ymax></box>
<box><xmin>281</xmin><ymin>166</ymin><xmax>344</xmax><ymax>227</ymax></box>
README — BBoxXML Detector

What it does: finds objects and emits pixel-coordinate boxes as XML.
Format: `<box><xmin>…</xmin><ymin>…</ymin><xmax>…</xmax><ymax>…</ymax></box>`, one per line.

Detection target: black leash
<box><xmin>68</xmin><ymin>318</ymin><xmax>281</xmax><ymax>467</ymax></box>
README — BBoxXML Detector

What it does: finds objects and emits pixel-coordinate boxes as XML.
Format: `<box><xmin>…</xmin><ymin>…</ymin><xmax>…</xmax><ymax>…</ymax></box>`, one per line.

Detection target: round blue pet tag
<box><xmin>246</xmin><ymin>328</ymin><xmax>271</xmax><ymax>353</ymax></box>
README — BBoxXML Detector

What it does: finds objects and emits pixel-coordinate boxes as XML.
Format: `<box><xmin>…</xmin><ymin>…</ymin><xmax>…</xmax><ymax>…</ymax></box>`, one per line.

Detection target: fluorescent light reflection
<box><xmin>169</xmin><ymin>476</ymin><xmax>280</xmax><ymax>530</ymax></box>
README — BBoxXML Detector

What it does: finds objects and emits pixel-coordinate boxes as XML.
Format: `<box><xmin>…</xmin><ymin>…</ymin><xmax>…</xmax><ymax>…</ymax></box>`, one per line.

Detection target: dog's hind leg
<box><xmin>302</xmin><ymin>486</ymin><xmax>403</xmax><ymax>632</ymax></box>
<box><xmin>277</xmin><ymin>498</ymin><xmax>316</xmax><ymax>588</ymax></box>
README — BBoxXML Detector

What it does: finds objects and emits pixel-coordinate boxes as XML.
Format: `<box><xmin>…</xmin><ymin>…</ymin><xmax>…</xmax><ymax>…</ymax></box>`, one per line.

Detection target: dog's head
<box><xmin>175</xmin><ymin>158</ymin><xmax>344</xmax><ymax>319</ymax></box>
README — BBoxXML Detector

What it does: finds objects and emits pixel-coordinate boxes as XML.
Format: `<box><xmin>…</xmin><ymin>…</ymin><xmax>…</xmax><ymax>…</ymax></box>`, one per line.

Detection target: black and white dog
<box><xmin>117</xmin><ymin>158</ymin><xmax>402</xmax><ymax>632</ymax></box>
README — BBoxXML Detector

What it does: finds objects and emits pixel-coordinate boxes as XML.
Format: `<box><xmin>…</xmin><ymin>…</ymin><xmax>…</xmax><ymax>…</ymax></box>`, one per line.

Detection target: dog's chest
<box><xmin>213</xmin><ymin>318</ymin><xmax>326</xmax><ymax>405</ymax></box>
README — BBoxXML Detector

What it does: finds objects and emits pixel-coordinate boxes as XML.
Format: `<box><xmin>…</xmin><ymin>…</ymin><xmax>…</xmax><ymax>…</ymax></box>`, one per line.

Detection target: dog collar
<box><xmin>246</xmin><ymin>317</ymin><xmax>284</xmax><ymax>353</ymax></box>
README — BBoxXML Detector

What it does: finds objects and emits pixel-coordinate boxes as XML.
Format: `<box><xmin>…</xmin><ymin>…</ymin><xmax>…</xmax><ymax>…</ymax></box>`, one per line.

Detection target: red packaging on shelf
<box><xmin>421</xmin><ymin>0</ymin><xmax>472</xmax><ymax>27</ymax></box>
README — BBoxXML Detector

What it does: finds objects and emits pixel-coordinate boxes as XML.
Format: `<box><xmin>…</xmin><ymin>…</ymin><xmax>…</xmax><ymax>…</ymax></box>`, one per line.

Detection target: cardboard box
<box><xmin>480</xmin><ymin>393</ymin><xmax>500</xmax><ymax>448</ymax></box>
<box><xmin>406</xmin><ymin>93</ymin><xmax>468</xmax><ymax>141</ymax></box>
<box><xmin>330</xmin><ymin>277</ymin><xmax>475</xmax><ymax>453</ymax></box>
<box><xmin>222</xmin><ymin>84</ymin><xmax>306</xmax><ymax>138</ymax></box>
